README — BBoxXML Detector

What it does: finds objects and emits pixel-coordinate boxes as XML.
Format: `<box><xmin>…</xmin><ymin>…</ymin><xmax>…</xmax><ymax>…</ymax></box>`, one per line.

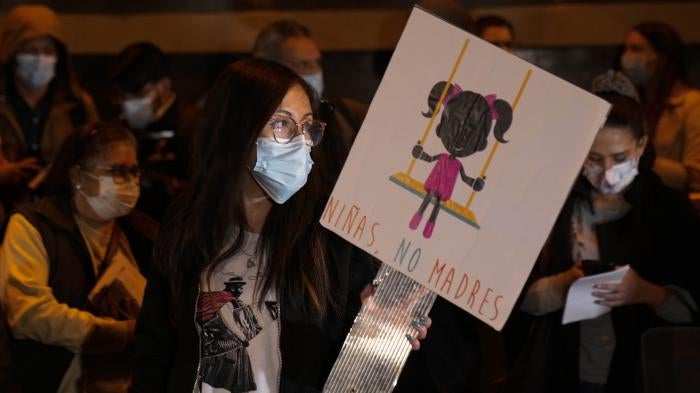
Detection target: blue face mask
<box><xmin>302</xmin><ymin>72</ymin><xmax>324</xmax><ymax>98</ymax></box>
<box><xmin>251</xmin><ymin>136</ymin><xmax>313</xmax><ymax>204</ymax></box>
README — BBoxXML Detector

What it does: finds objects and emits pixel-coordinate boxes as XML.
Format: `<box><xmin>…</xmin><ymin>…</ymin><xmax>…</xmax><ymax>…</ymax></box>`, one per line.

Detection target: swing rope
<box><xmin>406</xmin><ymin>38</ymin><xmax>470</xmax><ymax>177</ymax></box>
<box><xmin>465</xmin><ymin>69</ymin><xmax>533</xmax><ymax>209</ymax></box>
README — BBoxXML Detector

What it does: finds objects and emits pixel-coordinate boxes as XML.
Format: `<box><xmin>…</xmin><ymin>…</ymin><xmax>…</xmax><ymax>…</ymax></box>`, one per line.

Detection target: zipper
<box><xmin>192</xmin><ymin>282</ymin><xmax>202</xmax><ymax>393</ymax></box>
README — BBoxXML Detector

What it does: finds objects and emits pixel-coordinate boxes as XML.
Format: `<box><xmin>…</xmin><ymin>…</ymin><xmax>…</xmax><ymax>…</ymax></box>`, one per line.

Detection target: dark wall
<box><xmin>74</xmin><ymin>44</ymin><xmax>700</xmax><ymax>121</ymax></box>
<box><xmin>75</xmin><ymin>51</ymin><xmax>385</xmax><ymax>121</ymax></box>
<box><xmin>5</xmin><ymin>0</ymin><xmax>696</xmax><ymax>13</ymax></box>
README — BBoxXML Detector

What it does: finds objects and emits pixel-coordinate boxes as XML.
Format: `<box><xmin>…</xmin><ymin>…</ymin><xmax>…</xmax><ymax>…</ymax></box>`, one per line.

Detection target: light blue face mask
<box><xmin>302</xmin><ymin>72</ymin><xmax>324</xmax><ymax>98</ymax></box>
<box><xmin>251</xmin><ymin>135</ymin><xmax>314</xmax><ymax>204</ymax></box>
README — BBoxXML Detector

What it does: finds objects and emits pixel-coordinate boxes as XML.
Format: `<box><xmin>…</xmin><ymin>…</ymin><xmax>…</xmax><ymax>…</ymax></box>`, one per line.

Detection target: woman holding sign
<box><xmin>130</xmin><ymin>58</ymin><xmax>429</xmax><ymax>393</ymax></box>
<box><xmin>0</xmin><ymin>123</ymin><xmax>153</xmax><ymax>392</ymax></box>
<box><xmin>514</xmin><ymin>71</ymin><xmax>700</xmax><ymax>393</ymax></box>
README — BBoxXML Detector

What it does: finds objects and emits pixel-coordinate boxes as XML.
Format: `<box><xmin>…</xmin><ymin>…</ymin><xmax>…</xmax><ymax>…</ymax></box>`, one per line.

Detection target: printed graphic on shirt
<box><xmin>264</xmin><ymin>301</ymin><xmax>280</xmax><ymax>321</ymax></box>
<box><xmin>197</xmin><ymin>276</ymin><xmax>263</xmax><ymax>392</ymax></box>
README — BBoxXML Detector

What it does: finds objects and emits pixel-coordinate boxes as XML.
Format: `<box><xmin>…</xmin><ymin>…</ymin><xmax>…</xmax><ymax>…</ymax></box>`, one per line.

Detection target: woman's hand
<box><xmin>567</xmin><ymin>260</ymin><xmax>585</xmax><ymax>282</ymax></box>
<box><xmin>360</xmin><ymin>284</ymin><xmax>432</xmax><ymax>351</ymax></box>
<box><xmin>407</xmin><ymin>316</ymin><xmax>432</xmax><ymax>350</ymax></box>
<box><xmin>592</xmin><ymin>267</ymin><xmax>669</xmax><ymax>308</ymax></box>
<box><xmin>0</xmin><ymin>157</ymin><xmax>41</xmax><ymax>184</ymax></box>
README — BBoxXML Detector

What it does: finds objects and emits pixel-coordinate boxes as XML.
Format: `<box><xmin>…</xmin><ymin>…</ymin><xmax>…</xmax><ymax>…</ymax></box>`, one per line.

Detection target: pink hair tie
<box><xmin>442</xmin><ymin>84</ymin><xmax>463</xmax><ymax>105</ymax></box>
<box><xmin>484</xmin><ymin>94</ymin><xmax>499</xmax><ymax>121</ymax></box>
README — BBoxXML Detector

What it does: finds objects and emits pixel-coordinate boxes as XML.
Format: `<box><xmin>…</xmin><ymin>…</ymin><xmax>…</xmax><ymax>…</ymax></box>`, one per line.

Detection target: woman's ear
<box><xmin>636</xmin><ymin>135</ymin><xmax>648</xmax><ymax>156</ymax></box>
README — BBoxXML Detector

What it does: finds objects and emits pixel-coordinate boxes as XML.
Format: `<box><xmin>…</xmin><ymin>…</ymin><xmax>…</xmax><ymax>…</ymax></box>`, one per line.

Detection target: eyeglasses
<box><xmin>267</xmin><ymin>116</ymin><xmax>325</xmax><ymax>146</ymax></box>
<box><xmin>94</xmin><ymin>165</ymin><xmax>143</xmax><ymax>184</ymax></box>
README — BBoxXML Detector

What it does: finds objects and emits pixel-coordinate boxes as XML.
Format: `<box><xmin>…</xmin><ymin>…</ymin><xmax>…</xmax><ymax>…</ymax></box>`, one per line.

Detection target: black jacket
<box><xmin>129</xmin><ymin>230</ymin><xmax>378</xmax><ymax>393</ymax></box>
<box><xmin>509</xmin><ymin>171</ymin><xmax>700</xmax><ymax>393</ymax></box>
<box><xmin>7</xmin><ymin>197</ymin><xmax>155</xmax><ymax>392</ymax></box>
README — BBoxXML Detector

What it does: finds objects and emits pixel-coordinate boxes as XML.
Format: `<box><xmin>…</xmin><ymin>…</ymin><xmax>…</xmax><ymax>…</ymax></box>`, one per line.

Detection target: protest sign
<box><xmin>320</xmin><ymin>7</ymin><xmax>610</xmax><ymax>330</ymax></box>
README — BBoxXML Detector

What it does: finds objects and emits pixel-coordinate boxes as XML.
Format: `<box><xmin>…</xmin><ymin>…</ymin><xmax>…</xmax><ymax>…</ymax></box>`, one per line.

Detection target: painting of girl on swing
<box><xmin>409</xmin><ymin>81</ymin><xmax>514</xmax><ymax>238</ymax></box>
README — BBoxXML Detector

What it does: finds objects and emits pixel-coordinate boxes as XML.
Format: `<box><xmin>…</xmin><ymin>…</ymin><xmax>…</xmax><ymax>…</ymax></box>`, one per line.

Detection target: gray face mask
<box><xmin>620</xmin><ymin>53</ymin><xmax>653</xmax><ymax>86</ymax></box>
<box><xmin>15</xmin><ymin>54</ymin><xmax>57</xmax><ymax>91</ymax></box>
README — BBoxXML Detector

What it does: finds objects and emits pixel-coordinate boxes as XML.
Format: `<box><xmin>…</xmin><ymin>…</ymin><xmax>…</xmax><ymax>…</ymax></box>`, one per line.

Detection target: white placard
<box><xmin>320</xmin><ymin>7</ymin><xmax>610</xmax><ymax>330</ymax></box>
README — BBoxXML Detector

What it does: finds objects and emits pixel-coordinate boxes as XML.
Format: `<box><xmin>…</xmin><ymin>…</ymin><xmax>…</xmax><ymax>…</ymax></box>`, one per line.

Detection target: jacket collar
<box><xmin>34</xmin><ymin>196</ymin><xmax>78</xmax><ymax>233</ymax></box>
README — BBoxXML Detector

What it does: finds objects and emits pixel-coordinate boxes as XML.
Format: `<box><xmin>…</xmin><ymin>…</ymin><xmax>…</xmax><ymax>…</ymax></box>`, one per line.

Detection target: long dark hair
<box><xmin>45</xmin><ymin>122</ymin><xmax>137</xmax><ymax>201</ymax></box>
<box><xmin>155</xmin><ymin>58</ymin><xmax>334</xmax><ymax>319</ymax></box>
<box><xmin>630</xmin><ymin>22</ymin><xmax>688</xmax><ymax>137</ymax></box>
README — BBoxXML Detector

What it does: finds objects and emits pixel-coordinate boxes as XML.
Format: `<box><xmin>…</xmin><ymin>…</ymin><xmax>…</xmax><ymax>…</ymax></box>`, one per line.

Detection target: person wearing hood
<box><xmin>108</xmin><ymin>42</ymin><xmax>195</xmax><ymax>220</ymax></box>
<box><xmin>509</xmin><ymin>72</ymin><xmax>700</xmax><ymax>393</ymax></box>
<box><xmin>0</xmin><ymin>4</ymin><xmax>99</xmax><ymax>220</ymax></box>
<box><xmin>619</xmin><ymin>22</ymin><xmax>700</xmax><ymax>193</ymax></box>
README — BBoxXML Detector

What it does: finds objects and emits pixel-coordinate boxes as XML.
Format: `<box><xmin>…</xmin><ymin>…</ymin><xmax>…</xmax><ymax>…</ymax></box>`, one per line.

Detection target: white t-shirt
<box><xmin>197</xmin><ymin>231</ymin><xmax>280</xmax><ymax>393</ymax></box>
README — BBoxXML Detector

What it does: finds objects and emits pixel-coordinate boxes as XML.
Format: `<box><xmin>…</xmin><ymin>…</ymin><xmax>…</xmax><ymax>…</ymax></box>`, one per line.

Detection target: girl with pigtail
<box><xmin>410</xmin><ymin>81</ymin><xmax>513</xmax><ymax>238</ymax></box>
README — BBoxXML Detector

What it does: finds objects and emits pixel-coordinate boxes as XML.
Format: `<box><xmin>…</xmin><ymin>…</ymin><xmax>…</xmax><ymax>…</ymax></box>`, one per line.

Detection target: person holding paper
<box><xmin>513</xmin><ymin>72</ymin><xmax>700</xmax><ymax>393</ymax></box>
<box><xmin>0</xmin><ymin>123</ymin><xmax>154</xmax><ymax>392</ymax></box>
<box><xmin>130</xmin><ymin>59</ymin><xmax>430</xmax><ymax>393</ymax></box>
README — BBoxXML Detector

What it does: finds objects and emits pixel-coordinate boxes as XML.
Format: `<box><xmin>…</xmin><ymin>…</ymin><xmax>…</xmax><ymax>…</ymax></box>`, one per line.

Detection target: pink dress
<box><xmin>423</xmin><ymin>154</ymin><xmax>463</xmax><ymax>200</ymax></box>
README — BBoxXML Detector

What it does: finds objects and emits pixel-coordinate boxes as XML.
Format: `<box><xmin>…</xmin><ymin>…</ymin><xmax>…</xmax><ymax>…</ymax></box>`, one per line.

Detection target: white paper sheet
<box><xmin>562</xmin><ymin>265</ymin><xmax>630</xmax><ymax>324</ymax></box>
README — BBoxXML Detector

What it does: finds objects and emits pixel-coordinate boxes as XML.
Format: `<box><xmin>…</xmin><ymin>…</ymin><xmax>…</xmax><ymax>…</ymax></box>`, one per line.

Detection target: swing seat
<box><xmin>389</xmin><ymin>171</ymin><xmax>480</xmax><ymax>229</ymax></box>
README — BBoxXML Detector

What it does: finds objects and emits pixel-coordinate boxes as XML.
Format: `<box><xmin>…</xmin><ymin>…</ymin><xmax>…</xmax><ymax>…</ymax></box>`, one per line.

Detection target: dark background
<box><xmin>3</xmin><ymin>0</ymin><xmax>699</xmax><ymax>119</ymax></box>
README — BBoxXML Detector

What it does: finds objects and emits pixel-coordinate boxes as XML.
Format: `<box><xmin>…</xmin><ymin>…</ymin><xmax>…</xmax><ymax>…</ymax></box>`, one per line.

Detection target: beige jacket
<box><xmin>653</xmin><ymin>88</ymin><xmax>700</xmax><ymax>192</ymax></box>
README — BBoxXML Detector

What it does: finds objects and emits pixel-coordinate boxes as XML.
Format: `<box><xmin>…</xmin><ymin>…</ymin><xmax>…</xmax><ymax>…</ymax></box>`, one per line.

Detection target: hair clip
<box><xmin>442</xmin><ymin>83</ymin><xmax>463</xmax><ymax>105</ymax></box>
<box><xmin>591</xmin><ymin>70</ymin><xmax>640</xmax><ymax>103</ymax></box>
<box><xmin>484</xmin><ymin>94</ymin><xmax>500</xmax><ymax>120</ymax></box>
